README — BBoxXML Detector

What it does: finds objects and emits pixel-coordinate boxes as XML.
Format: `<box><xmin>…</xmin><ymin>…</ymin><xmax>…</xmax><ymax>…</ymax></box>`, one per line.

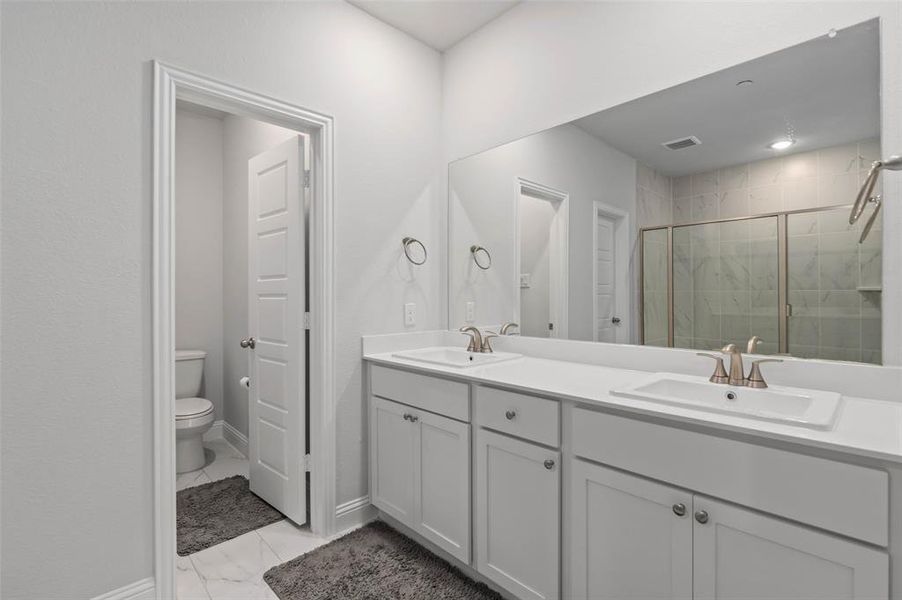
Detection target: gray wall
<box><xmin>0</xmin><ymin>3</ymin><xmax>443</xmax><ymax>597</ymax></box>
<box><xmin>175</xmin><ymin>107</ymin><xmax>225</xmax><ymax>419</ymax></box>
<box><xmin>222</xmin><ymin>115</ymin><xmax>297</xmax><ymax>437</ymax></box>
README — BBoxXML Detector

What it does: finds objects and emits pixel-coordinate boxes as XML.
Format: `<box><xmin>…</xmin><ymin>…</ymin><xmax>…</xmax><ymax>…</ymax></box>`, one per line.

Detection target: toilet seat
<box><xmin>176</xmin><ymin>397</ymin><xmax>213</xmax><ymax>420</ymax></box>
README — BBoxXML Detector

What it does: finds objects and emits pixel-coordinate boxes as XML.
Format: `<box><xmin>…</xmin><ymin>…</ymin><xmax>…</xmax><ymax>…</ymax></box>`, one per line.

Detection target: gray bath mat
<box><xmin>264</xmin><ymin>520</ymin><xmax>503</xmax><ymax>599</ymax></box>
<box><xmin>177</xmin><ymin>475</ymin><xmax>283</xmax><ymax>555</ymax></box>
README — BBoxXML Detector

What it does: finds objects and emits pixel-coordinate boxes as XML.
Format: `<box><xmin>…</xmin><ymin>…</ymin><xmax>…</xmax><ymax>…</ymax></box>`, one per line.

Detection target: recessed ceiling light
<box><xmin>768</xmin><ymin>139</ymin><xmax>795</xmax><ymax>151</ymax></box>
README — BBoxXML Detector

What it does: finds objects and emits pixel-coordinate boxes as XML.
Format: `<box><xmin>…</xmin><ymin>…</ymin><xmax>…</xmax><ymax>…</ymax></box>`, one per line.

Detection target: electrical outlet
<box><xmin>465</xmin><ymin>301</ymin><xmax>475</xmax><ymax>323</ymax></box>
<box><xmin>404</xmin><ymin>302</ymin><xmax>416</xmax><ymax>326</ymax></box>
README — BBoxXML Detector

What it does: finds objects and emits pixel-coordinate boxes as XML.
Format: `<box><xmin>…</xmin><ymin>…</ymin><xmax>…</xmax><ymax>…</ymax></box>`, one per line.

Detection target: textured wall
<box><xmin>0</xmin><ymin>3</ymin><xmax>442</xmax><ymax>597</ymax></box>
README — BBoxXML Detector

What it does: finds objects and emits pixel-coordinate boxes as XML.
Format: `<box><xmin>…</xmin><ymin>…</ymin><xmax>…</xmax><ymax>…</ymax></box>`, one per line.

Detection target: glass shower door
<box><xmin>670</xmin><ymin>216</ymin><xmax>780</xmax><ymax>354</ymax></box>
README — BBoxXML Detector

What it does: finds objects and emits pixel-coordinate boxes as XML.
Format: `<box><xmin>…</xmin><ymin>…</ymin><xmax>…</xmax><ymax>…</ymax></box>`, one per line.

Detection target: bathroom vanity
<box><xmin>364</xmin><ymin>339</ymin><xmax>901</xmax><ymax>600</ymax></box>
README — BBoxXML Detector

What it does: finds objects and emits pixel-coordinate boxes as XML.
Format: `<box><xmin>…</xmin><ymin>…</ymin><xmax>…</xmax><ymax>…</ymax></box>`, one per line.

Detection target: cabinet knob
<box><xmin>672</xmin><ymin>503</ymin><xmax>686</xmax><ymax>517</ymax></box>
<box><xmin>402</xmin><ymin>413</ymin><xmax>410</xmax><ymax>421</ymax></box>
<box><xmin>694</xmin><ymin>510</ymin><xmax>709</xmax><ymax>524</ymax></box>
<box><xmin>408</xmin><ymin>414</ymin><xmax>419</xmax><ymax>423</ymax></box>
<box><xmin>543</xmin><ymin>459</ymin><xmax>555</xmax><ymax>470</ymax></box>
<box><xmin>505</xmin><ymin>410</ymin><xmax>517</xmax><ymax>420</ymax></box>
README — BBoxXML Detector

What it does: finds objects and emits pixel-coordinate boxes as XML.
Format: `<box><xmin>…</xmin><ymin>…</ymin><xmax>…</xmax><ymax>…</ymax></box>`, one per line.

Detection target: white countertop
<box><xmin>364</xmin><ymin>350</ymin><xmax>902</xmax><ymax>465</ymax></box>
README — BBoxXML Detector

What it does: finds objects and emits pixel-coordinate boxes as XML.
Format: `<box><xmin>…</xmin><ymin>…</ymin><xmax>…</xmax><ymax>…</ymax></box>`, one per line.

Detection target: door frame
<box><xmin>514</xmin><ymin>178</ymin><xmax>569</xmax><ymax>338</ymax></box>
<box><xmin>592</xmin><ymin>201</ymin><xmax>631</xmax><ymax>343</ymax></box>
<box><xmin>152</xmin><ymin>61</ymin><xmax>336</xmax><ymax>599</ymax></box>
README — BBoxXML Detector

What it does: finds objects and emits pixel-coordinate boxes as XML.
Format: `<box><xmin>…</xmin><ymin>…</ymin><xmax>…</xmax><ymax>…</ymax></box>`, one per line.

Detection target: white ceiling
<box><xmin>573</xmin><ymin>20</ymin><xmax>880</xmax><ymax>177</ymax></box>
<box><xmin>347</xmin><ymin>0</ymin><xmax>519</xmax><ymax>51</ymax></box>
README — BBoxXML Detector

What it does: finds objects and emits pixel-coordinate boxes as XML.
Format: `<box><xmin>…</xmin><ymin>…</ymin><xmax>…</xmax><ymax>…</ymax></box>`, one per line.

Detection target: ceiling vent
<box><xmin>662</xmin><ymin>136</ymin><xmax>702</xmax><ymax>150</ymax></box>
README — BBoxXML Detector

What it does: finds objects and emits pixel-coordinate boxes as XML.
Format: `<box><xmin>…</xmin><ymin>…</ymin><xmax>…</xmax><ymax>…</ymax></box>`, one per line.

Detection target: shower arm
<box><xmin>849</xmin><ymin>155</ymin><xmax>902</xmax><ymax>242</ymax></box>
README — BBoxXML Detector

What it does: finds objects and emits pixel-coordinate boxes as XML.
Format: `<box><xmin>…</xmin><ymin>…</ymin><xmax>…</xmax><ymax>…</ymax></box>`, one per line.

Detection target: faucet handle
<box><xmin>746</xmin><ymin>358</ymin><xmax>783</xmax><ymax>389</ymax></box>
<box><xmin>459</xmin><ymin>326</ymin><xmax>482</xmax><ymax>353</ymax></box>
<box><xmin>721</xmin><ymin>343</ymin><xmax>738</xmax><ymax>354</ymax></box>
<box><xmin>697</xmin><ymin>353</ymin><xmax>730</xmax><ymax>384</ymax></box>
<box><xmin>747</xmin><ymin>335</ymin><xmax>764</xmax><ymax>354</ymax></box>
<box><xmin>482</xmin><ymin>332</ymin><xmax>499</xmax><ymax>353</ymax></box>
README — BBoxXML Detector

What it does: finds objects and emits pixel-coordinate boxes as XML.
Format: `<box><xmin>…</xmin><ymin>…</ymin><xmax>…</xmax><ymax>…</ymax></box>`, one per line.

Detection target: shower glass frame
<box><xmin>639</xmin><ymin>203</ymin><xmax>855</xmax><ymax>356</ymax></box>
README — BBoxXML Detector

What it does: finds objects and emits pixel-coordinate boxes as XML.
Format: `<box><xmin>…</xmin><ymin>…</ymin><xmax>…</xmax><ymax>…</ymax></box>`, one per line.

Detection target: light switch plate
<box><xmin>404</xmin><ymin>303</ymin><xmax>416</xmax><ymax>326</ymax></box>
<box><xmin>465</xmin><ymin>301</ymin><xmax>475</xmax><ymax>322</ymax></box>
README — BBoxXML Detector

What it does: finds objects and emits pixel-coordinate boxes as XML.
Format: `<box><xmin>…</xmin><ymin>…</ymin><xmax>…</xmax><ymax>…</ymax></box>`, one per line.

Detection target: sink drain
<box><xmin>725</xmin><ymin>390</ymin><xmax>738</xmax><ymax>401</ymax></box>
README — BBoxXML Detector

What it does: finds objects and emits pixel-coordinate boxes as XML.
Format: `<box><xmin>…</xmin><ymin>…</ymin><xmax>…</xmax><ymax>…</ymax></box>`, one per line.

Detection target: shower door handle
<box><xmin>240</xmin><ymin>337</ymin><xmax>256</xmax><ymax>349</ymax></box>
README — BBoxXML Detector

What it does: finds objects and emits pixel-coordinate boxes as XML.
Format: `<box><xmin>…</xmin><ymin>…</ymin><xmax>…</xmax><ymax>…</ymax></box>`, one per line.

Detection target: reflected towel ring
<box><xmin>402</xmin><ymin>237</ymin><xmax>427</xmax><ymax>265</ymax></box>
<box><xmin>470</xmin><ymin>245</ymin><xmax>492</xmax><ymax>270</ymax></box>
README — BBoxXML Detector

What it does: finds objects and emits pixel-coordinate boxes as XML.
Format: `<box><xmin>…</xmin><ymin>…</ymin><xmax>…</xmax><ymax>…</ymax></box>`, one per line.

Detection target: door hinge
<box><xmin>304</xmin><ymin>312</ymin><xmax>311</xmax><ymax>330</ymax></box>
<box><xmin>303</xmin><ymin>454</ymin><xmax>312</xmax><ymax>472</ymax></box>
<box><xmin>303</xmin><ymin>170</ymin><xmax>311</xmax><ymax>189</ymax></box>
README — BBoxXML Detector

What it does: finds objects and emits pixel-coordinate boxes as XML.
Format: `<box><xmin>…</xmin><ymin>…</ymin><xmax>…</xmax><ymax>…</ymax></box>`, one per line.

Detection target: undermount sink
<box><xmin>611</xmin><ymin>373</ymin><xmax>841</xmax><ymax>430</ymax></box>
<box><xmin>392</xmin><ymin>347</ymin><xmax>522</xmax><ymax>369</ymax></box>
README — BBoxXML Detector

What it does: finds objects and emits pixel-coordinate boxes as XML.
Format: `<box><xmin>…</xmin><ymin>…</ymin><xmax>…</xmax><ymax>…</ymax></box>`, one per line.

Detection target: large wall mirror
<box><xmin>448</xmin><ymin>19</ymin><xmax>883</xmax><ymax>364</ymax></box>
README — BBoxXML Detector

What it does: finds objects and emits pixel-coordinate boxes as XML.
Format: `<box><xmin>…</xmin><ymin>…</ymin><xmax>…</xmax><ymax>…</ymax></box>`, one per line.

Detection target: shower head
<box><xmin>850</xmin><ymin>154</ymin><xmax>901</xmax><ymax>242</ymax></box>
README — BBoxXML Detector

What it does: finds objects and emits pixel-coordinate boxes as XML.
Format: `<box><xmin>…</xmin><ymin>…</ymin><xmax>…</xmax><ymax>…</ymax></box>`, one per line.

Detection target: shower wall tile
<box><xmin>719</xmin><ymin>164</ymin><xmax>749</xmax><ymax>190</ymax></box>
<box><xmin>719</xmin><ymin>189</ymin><xmax>749</xmax><ymax>218</ymax></box>
<box><xmin>817</xmin><ymin>171</ymin><xmax>859</xmax><ymax>207</ymax></box>
<box><xmin>783</xmin><ymin>150</ymin><xmax>818</xmax><ymax>180</ymax></box>
<box><xmin>691</xmin><ymin>192</ymin><xmax>719</xmax><ymax>220</ymax></box>
<box><xmin>783</xmin><ymin>177</ymin><xmax>818</xmax><ymax>211</ymax></box>
<box><xmin>691</xmin><ymin>170</ymin><xmax>718</xmax><ymax>195</ymax></box>
<box><xmin>818</xmin><ymin>142</ymin><xmax>859</xmax><ymax>175</ymax></box>
<box><xmin>750</xmin><ymin>157</ymin><xmax>784</xmax><ymax>187</ymax></box>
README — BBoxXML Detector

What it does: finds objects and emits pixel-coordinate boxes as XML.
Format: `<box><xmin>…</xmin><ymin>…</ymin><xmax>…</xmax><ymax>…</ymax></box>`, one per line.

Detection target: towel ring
<box><xmin>402</xmin><ymin>237</ymin><xmax>427</xmax><ymax>265</ymax></box>
<box><xmin>470</xmin><ymin>245</ymin><xmax>492</xmax><ymax>270</ymax></box>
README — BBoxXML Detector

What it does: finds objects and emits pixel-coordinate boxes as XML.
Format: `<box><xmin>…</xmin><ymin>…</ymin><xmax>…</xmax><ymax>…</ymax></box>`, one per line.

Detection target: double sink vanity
<box><xmin>364</xmin><ymin>332</ymin><xmax>902</xmax><ymax>600</ymax></box>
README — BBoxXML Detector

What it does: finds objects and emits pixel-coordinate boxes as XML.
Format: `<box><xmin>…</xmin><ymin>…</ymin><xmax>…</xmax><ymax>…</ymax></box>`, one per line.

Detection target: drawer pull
<box><xmin>672</xmin><ymin>503</ymin><xmax>686</xmax><ymax>517</ymax></box>
<box><xmin>505</xmin><ymin>410</ymin><xmax>517</xmax><ymax>420</ymax></box>
<box><xmin>544</xmin><ymin>459</ymin><xmax>555</xmax><ymax>470</ymax></box>
<box><xmin>695</xmin><ymin>510</ymin><xmax>709</xmax><ymax>524</ymax></box>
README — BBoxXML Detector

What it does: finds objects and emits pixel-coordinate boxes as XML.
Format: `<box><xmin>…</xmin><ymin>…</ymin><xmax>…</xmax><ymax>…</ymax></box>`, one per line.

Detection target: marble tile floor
<box><xmin>177</xmin><ymin>438</ymin><xmax>329</xmax><ymax>600</ymax></box>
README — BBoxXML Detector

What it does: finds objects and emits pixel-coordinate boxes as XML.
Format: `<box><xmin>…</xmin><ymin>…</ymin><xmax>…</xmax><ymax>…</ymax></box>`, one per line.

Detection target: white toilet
<box><xmin>175</xmin><ymin>350</ymin><xmax>215</xmax><ymax>473</ymax></box>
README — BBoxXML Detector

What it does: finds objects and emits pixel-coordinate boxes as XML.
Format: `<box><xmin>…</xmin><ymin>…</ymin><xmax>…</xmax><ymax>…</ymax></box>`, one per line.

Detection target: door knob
<box><xmin>544</xmin><ymin>459</ymin><xmax>555</xmax><ymax>470</ymax></box>
<box><xmin>672</xmin><ymin>503</ymin><xmax>686</xmax><ymax>517</ymax></box>
<box><xmin>505</xmin><ymin>410</ymin><xmax>517</xmax><ymax>420</ymax></box>
<box><xmin>611</xmin><ymin>317</ymin><xmax>622</xmax><ymax>324</ymax></box>
<box><xmin>240</xmin><ymin>337</ymin><xmax>256</xmax><ymax>349</ymax></box>
<box><xmin>694</xmin><ymin>510</ymin><xmax>709</xmax><ymax>524</ymax></box>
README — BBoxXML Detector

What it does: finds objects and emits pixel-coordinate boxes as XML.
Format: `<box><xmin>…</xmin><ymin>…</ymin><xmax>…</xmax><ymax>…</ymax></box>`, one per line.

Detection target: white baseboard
<box><xmin>335</xmin><ymin>495</ymin><xmax>377</xmax><ymax>534</ymax></box>
<box><xmin>91</xmin><ymin>577</ymin><xmax>155</xmax><ymax>600</ymax></box>
<box><xmin>223</xmin><ymin>420</ymin><xmax>249</xmax><ymax>457</ymax></box>
<box><xmin>202</xmin><ymin>420</ymin><xmax>223</xmax><ymax>442</ymax></box>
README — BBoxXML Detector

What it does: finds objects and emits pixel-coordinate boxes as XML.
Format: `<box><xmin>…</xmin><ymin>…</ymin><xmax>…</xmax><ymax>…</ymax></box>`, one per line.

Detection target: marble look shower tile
<box><xmin>818</xmin><ymin>209</ymin><xmax>856</xmax><ymax>234</ymax></box>
<box><xmin>718</xmin><ymin>189</ymin><xmax>749</xmax><ymax>219</ymax></box>
<box><xmin>256</xmin><ymin>520</ymin><xmax>328</xmax><ymax>562</ymax></box>
<box><xmin>787</xmin><ymin>212</ymin><xmax>817</xmax><ymax>236</ymax></box>
<box><xmin>749</xmin><ymin>239</ymin><xmax>778</xmax><ymax>291</ymax></box>
<box><xmin>637</xmin><ymin>162</ymin><xmax>655</xmax><ymax>191</ymax></box>
<box><xmin>817</xmin><ymin>171</ymin><xmax>859</xmax><ymax>207</ymax></box>
<box><xmin>191</xmin><ymin>532</ymin><xmax>281</xmax><ymax>600</ymax></box>
<box><xmin>819</xmin><ymin>142</ymin><xmax>859</xmax><ymax>174</ymax></box>
<box><xmin>719</xmin><ymin>219</ymin><xmax>749</xmax><ymax>241</ymax></box>
<box><xmin>859</xmin><ymin>244</ymin><xmax>882</xmax><ymax>289</ymax></box>
<box><xmin>782</xmin><ymin>177</ymin><xmax>818</xmax><ymax>211</ymax></box>
<box><xmin>748</xmin><ymin>184</ymin><xmax>782</xmax><ymax>215</ymax></box>
<box><xmin>750</xmin><ymin>290</ymin><xmax>778</xmax><ymax>316</ymax></box>
<box><xmin>691</xmin><ymin>192</ymin><xmax>719</xmax><ymax>221</ymax></box>
<box><xmin>819</xmin><ymin>290</ymin><xmax>860</xmax><ymax>317</ymax></box>
<box><xmin>718</xmin><ymin>164</ymin><xmax>749</xmax><ymax>191</ymax></box>
<box><xmin>691</xmin><ymin>242</ymin><xmax>721</xmax><ymax>291</ymax></box>
<box><xmin>859</xmin><ymin>138</ymin><xmax>881</xmax><ymax>170</ymax></box>
<box><xmin>673</xmin><ymin>291</ymin><xmax>694</xmax><ymax>338</ymax></box>
<box><xmin>861</xmin><ymin>317</ymin><xmax>882</xmax><ymax>351</ymax></box>
<box><xmin>719</xmin><ymin>241</ymin><xmax>750</xmax><ymax>292</ymax></box>
<box><xmin>750</xmin><ymin>157</ymin><xmax>783</xmax><ymax>187</ymax></box>
<box><xmin>673</xmin><ymin>244</ymin><xmax>692</xmax><ymax>291</ymax></box>
<box><xmin>788</xmin><ymin>290</ymin><xmax>819</xmax><ymax>316</ymax></box>
<box><xmin>673</xmin><ymin>196</ymin><xmax>693</xmax><ymax>224</ymax></box>
<box><xmin>783</xmin><ymin>150</ymin><xmax>818</xmax><ymax>181</ymax></box>
<box><xmin>862</xmin><ymin>350</ymin><xmax>882</xmax><ymax>365</ymax></box>
<box><xmin>637</xmin><ymin>187</ymin><xmax>671</xmax><ymax>227</ymax></box>
<box><xmin>818</xmin><ymin>345</ymin><xmax>862</xmax><ymax>363</ymax></box>
<box><xmin>693</xmin><ymin>291</ymin><xmax>722</xmax><ymax>340</ymax></box>
<box><xmin>789</xmin><ymin>344</ymin><xmax>820</xmax><ymax>359</ymax></box>
<box><xmin>861</xmin><ymin>291</ymin><xmax>881</xmax><ymax>317</ymax></box>
<box><xmin>720</xmin><ymin>290</ymin><xmax>751</xmax><ymax>316</ymax></box>
<box><xmin>818</xmin><ymin>232</ymin><xmax>858</xmax><ymax>290</ymax></box>
<box><xmin>820</xmin><ymin>316</ymin><xmax>861</xmax><ymax>349</ymax></box>
<box><xmin>691</xmin><ymin>170</ymin><xmax>718</xmax><ymax>195</ymax></box>
<box><xmin>787</xmin><ymin>235</ymin><xmax>819</xmax><ymax>291</ymax></box>
<box><xmin>749</xmin><ymin>315</ymin><xmax>779</xmax><ymax>342</ymax></box>
<box><xmin>748</xmin><ymin>217</ymin><xmax>778</xmax><ymax>240</ymax></box>
<box><xmin>177</xmin><ymin>556</ymin><xmax>211</xmax><ymax>600</ymax></box>
<box><xmin>673</xmin><ymin>175</ymin><xmax>692</xmax><ymax>199</ymax></box>
<box><xmin>789</xmin><ymin>316</ymin><xmax>819</xmax><ymax>347</ymax></box>
<box><xmin>672</xmin><ymin>226</ymin><xmax>690</xmax><ymax>245</ymax></box>
<box><xmin>674</xmin><ymin>336</ymin><xmax>694</xmax><ymax>349</ymax></box>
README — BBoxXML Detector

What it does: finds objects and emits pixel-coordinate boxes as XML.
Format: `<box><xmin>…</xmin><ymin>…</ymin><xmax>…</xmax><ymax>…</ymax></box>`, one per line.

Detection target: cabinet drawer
<box><xmin>572</xmin><ymin>407</ymin><xmax>889</xmax><ymax>546</ymax></box>
<box><xmin>370</xmin><ymin>365</ymin><xmax>469</xmax><ymax>422</ymax></box>
<box><xmin>476</xmin><ymin>386</ymin><xmax>559</xmax><ymax>447</ymax></box>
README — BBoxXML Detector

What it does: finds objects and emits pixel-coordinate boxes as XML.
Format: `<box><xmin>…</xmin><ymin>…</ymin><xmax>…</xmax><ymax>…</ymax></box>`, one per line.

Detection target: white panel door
<box><xmin>595</xmin><ymin>213</ymin><xmax>617</xmax><ymax>342</ymax></box>
<box><xmin>247</xmin><ymin>136</ymin><xmax>306</xmax><ymax>524</ymax></box>
<box><xmin>416</xmin><ymin>410</ymin><xmax>471</xmax><ymax>564</ymax></box>
<box><xmin>476</xmin><ymin>428</ymin><xmax>559</xmax><ymax>600</ymax></box>
<box><xmin>569</xmin><ymin>460</ymin><xmax>693</xmax><ymax>600</ymax></box>
<box><xmin>369</xmin><ymin>397</ymin><xmax>417</xmax><ymax>523</ymax></box>
<box><xmin>694</xmin><ymin>496</ymin><xmax>888</xmax><ymax>600</ymax></box>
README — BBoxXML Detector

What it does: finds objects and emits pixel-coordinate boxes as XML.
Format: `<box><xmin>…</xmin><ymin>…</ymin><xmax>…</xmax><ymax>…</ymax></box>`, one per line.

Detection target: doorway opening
<box><xmin>153</xmin><ymin>62</ymin><xmax>335</xmax><ymax>598</ymax></box>
<box><xmin>515</xmin><ymin>179</ymin><xmax>569</xmax><ymax>338</ymax></box>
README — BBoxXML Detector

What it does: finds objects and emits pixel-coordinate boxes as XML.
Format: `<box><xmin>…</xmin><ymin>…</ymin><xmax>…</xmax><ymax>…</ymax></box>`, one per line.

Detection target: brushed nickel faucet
<box><xmin>481</xmin><ymin>332</ymin><xmax>499</xmax><ymax>353</ymax></box>
<box><xmin>720</xmin><ymin>344</ymin><xmax>746</xmax><ymax>386</ymax></box>
<box><xmin>500</xmin><ymin>322</ymin><xmax>520</xmax><ymax>335</ymax></box>
<box><xmin>746</xmin><ymin>335</ymin><xmax>763</xmax><ymax>353</ymax></box>
<box><xmin>699</xmin><ymin>344</ymin><xmax>783</xmax><ymax>388</ymax></box>
<box><xmin>459</xmin><ymin>326</ymin><xmax>483</xmax><ymax>353</ymax></box>
<box><xmin>746</xmin><ymin>358</ymin><xmax>783</xmax><ymax>389</ymax></box>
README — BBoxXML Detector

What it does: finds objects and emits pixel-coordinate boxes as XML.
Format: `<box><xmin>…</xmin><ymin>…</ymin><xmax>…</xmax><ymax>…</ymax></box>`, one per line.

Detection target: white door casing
<box><xmin>593</xmin><ymin>202</ymin><xmax>630</xmax><ymax>344</ymax></box>
<box><xmin>247</xmin><ymin>136</ymin><xmax>308</xmax><ymax>525</ymax></box>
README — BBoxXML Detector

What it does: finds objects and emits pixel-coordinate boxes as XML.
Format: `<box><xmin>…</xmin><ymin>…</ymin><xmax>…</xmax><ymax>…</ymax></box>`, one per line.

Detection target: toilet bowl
<box><xmin>176</xmin><ymin>397</ymin><xmax>215</xmax><ymax>472</ymax></box>
<box><xmin>175</xmin><ymin>350</ymin><xmax>214</xmax><ymax>473</ymax></box>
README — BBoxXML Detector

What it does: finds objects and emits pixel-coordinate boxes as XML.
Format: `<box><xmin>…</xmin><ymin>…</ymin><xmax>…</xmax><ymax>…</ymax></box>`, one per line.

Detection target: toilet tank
<box><xmin>175</xmin><ymin>350</ymin><xmax>207</xmax><ymax>399</ymax></box>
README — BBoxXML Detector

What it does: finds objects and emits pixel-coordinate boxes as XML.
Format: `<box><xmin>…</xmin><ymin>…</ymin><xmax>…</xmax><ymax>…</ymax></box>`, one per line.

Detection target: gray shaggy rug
<box><xmin>264</xmin><ymin>520</ymin><xmax>503</xmax><ymax>599</ymax></box>
<box><xmin>177</xmin><ymin>475</ymin><xmax>283</xmax><ymax>555</ymax></box>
